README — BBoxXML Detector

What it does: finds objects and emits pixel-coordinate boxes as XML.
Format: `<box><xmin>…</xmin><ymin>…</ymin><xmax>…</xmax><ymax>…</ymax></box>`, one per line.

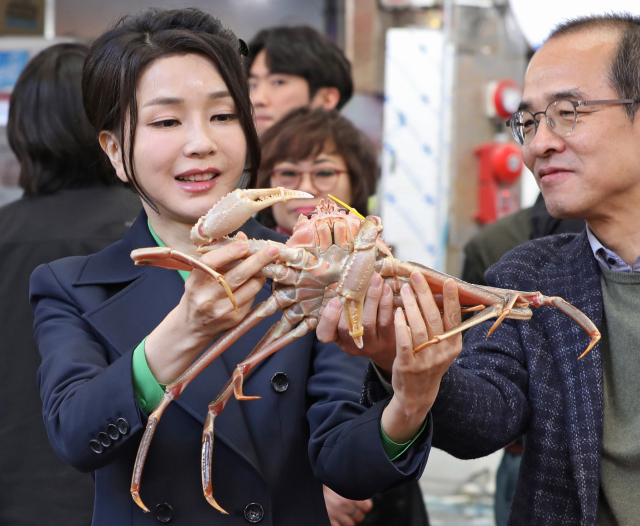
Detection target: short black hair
<box><xmin>248</xmin><ymin>27</ymin><xmax>353</xmax><ymax>109</ymax></box>
<box><xmin>548</xmin><ymin>12</ymin><xmax>640</xmax><ymax>119</ymax></box>
<box><xmin>8</xmin><ymin>43</ymin><xmax>115</xmax><ymax>194</ymax></box>
<box><xmin>256</xmin><ymin>107</ymin><xmax>378</xmax><ymax>228</ymax></box>
<box><xmin>82</xmin><ymin>8</ymin><xmax>260</xmax><ymax>210</ymax></box>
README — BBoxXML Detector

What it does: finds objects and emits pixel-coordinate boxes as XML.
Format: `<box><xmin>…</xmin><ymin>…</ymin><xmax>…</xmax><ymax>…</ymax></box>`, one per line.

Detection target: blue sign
<box><xmin>0</xmin><ymin>50</ymin><xmax>29</xmax><ymax>90</ymax></box>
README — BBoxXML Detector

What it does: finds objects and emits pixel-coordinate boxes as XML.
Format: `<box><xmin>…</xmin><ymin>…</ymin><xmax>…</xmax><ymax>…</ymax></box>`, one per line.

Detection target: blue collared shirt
<box><xmin>586</xmin><ymin>226</ymin><xmax>640</xmax><ymax>273</ymax></box>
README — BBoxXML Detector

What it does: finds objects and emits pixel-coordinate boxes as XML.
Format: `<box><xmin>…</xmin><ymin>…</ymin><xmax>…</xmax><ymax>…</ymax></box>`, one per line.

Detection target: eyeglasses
<box><xmin>506</xmin><ymin>98</ymin><xmax>637</xmax><ymax>146</ymax></box>
<box><xmin>270</xmin><ymin>167</ymin><xmax>347</xmax><ymax>193</ymax></box>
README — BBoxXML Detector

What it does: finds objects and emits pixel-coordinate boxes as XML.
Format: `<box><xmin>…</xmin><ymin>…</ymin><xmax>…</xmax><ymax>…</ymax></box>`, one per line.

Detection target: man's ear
<box><xmin>99</xmin><ymin>131</ymin><xmax>128</xmax><ymax>183</ymax></box>
<box><xmin>310</xmin><ymin>87</ymin><xmax>341</xmax><ymax>111</ymax></box>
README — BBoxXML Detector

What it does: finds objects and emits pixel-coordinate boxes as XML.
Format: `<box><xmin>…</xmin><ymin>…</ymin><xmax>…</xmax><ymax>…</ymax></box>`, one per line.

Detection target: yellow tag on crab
<box><xmin>328</xmin><ymin>194</ymin><xmax>365</xmax><ymax>220</ymax></box>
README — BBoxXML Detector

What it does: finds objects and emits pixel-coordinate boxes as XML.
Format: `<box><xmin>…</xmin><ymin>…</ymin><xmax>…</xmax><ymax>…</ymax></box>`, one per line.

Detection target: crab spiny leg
<box><xmin>131</xmin><ymin>247</ymin><xmax>238</xmax><ymax>313</ymax></box>
<box><xmin>202</xmin><ymin>316</ymin><xmax>318</xmax><ymax>513</ymax></box>
<box><xmin>535</xmin><ymin>295</ymin><xmax>601</xmax><ymax>358</ymax></box>
<box><xmin>130</xmin><ymin>294</ymin><xmax>285</xmax><ymax>512</ymax></box>
<box><xmin>413</xmin><ymin>305</ymin><xmax>533</xmax><ymax>354</ymax></box>
<box><xmin>486</xmin><ymin>292</ymin><xmax>519</xmax><ymax>337</ymax></box>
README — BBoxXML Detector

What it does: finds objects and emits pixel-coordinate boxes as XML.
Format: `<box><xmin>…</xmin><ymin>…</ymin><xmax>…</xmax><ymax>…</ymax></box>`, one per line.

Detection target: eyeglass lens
<box><xmin>511</xmin><ymin>99</ymin><xmax>576</xmax><ymax>146</ymax></box>
<box><xmin>271</xmin><ymin>169</ymin><xmax>341</xmax><ymax>192</ymax></box>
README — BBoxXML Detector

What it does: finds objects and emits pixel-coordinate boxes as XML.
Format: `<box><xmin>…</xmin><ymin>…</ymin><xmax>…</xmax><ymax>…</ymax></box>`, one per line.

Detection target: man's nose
<box><xmin>251</xmin><ymin>81</ymin><xmax>268</xmax><ymax>108</ymax></box>
<box><xmin>526</xmin><ymin>117</ymin><xmax>565</xmax><ymax>158</ymax></box>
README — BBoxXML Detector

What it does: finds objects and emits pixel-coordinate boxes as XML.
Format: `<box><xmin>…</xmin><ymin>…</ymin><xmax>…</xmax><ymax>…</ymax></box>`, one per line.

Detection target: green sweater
<box><xmin>596</xmin><ymin>265</ymin><xmax>640</xmax><ymax>526</ymax></box>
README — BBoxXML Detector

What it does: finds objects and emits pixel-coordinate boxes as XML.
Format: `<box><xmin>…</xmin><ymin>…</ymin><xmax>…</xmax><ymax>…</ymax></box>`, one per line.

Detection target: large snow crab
<box><xmin>128</xmin><ymin>187</ymin><xmax>600</xmax><ymax>513</ymax></box>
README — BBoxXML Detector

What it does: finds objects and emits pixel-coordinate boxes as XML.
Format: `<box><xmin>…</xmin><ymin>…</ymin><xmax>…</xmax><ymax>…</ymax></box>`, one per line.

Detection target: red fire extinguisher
<box><xmin>474</xmin><ymin>142</ymin><xmax>523</xmax><ymax>225</ymax></box>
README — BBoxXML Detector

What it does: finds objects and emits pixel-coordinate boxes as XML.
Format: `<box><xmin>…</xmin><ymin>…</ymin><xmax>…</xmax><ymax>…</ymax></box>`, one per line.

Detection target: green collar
<box><xmin>147</xmin><ymin>219</ymin><xmax>190</xmax><ymax>282</ymax></box>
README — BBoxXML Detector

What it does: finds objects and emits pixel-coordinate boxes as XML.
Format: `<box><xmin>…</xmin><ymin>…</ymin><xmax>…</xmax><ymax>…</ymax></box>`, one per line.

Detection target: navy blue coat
<box><xmin>30</xmin><ymin>212</ymin><xmax>432</xmax><ymax>526</ymax></box>
<box><xmin>431</xmin><ymin>231</ymin><xmax>604</xmax><ymax>526</ymax></box>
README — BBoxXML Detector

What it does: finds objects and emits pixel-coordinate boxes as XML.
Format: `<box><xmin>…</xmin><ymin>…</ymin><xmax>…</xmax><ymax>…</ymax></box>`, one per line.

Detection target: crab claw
<box><xmin>191</xmin><ymin>188</ymin><xmax>314</xmax><ymax>246</ymax></box>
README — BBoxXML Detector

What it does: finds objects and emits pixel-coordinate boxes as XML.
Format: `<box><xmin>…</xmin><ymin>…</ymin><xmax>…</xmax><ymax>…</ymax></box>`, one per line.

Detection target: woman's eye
<box><xmin>314</xmin><ymin>170</ymin><xmax>338</xmax><ymax>178</ymax></box>
<box><xmin>212</xmin><ymin>113</ymin><xmax>237</xmax><ymax>122</ymax></box>
<box><xmin>279</xmin><ymin>170</ymin><xmax>299</xmax><ymax>177</ymax></box>
<box><xmin>151</xmin><ymin>119</ymin><xmax>179</xmax><ymax>128</ymax></box>
<box><xmin>271</xmin><ymin>79</ymin><xmax>286</xmax><ymax>87</ymax></box>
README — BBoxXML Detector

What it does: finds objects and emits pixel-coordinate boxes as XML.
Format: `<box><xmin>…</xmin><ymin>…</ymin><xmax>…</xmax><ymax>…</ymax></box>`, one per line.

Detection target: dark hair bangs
<box><xmin>83</xmin><ymin>8</ymin><xmax>260</xmax><ymax>211</ymax></box>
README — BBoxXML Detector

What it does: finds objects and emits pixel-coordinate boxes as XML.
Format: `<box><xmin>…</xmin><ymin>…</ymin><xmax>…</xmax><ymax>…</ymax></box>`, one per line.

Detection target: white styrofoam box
<box><xmin>381</xmin><ymin>28</ymin><xmax>453</xmax><ymax>270</ymax></box>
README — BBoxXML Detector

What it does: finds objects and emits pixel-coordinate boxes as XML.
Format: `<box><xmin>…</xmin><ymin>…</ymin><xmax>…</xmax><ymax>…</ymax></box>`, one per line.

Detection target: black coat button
<box><xmin>270</xmin><ymin>372</ymin><xmax>289</xmax><ymax>393</ymax></box>
<box><xmin>89</xmin><ymin>440</ymin><xmax>103</xmax><ymax>454</ymax></box>
<box><xmin>107</xmin><ymin>424</ymin><xmax>120</xmax><ymax>441</ymax></box>
<box><xmin>117</xmin><ymin>418</ymin><xmax>130</xmax><ymax>435</ymax></box>
<box><xmin>155</xmin><ymin>502</ymin><xmax>173</xmax><ymax>523</ymax></box>
<box><xmin>244</xmin><ymin>503</ymin><xmax>264</xmax><ymax>523</ymax></box>
<box><xmin>98</xmin><ymin>432</ymin><xmax>112</xmax><ymax>448</ymax></box>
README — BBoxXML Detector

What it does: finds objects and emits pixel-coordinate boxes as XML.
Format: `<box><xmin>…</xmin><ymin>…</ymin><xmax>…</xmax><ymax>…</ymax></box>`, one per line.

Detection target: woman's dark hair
<box><xmin>8</xmin><ymin>43</ymin><xmax>115</xmax><ymax>194</ymax></box>
<box><xmin>248</xmin><ymin>27</ymin><xmax>353</xmax><ymax>110</ymax></box>
<box><xmin>256</xmin><ymin>107</ymin><xmax>378</xmax><ymax>228</ymax></box>
<box><xmin>82</xmin><ymin>8</ymin><xmax>260</xmax><ymax>210</ymax></box>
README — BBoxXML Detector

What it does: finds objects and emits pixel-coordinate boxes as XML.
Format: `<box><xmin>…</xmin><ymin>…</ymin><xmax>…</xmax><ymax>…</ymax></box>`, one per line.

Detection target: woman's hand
<box><xmin>323</xmin><ymin>485</ymin><xmax>372</xmax><ymax>526</ymax></box>
<box><xmin>145</xmin><ymin>240</ymin><xmax>279</xmax><ymax>384</ymax></box>
<box><xmin>380</xmin><ymin>273</ymin><xmax>462</xmax><ymax>443</ymax></box>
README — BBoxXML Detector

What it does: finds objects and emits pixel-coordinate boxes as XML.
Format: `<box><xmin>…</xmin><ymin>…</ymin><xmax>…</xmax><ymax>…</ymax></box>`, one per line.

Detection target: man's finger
<box><xmin>410</xmin><ymin>271</ymin><xmax>443</xmax><ymax>339</ymax></box>
<box><xmin>316</xmin><ymin>297</ymin><xmax>342</xmax><ymax>343</ymax></box>
<box><xmin>400</xmin><ymin>284</ymin><xmax>429</xmax><ymax>347</ymax></box>
<box><xmin>442</xmin><ymin>278</ymin><xmax>462</xmax><ymax>332</ymax></box>
<box><xmin>394</xmin><ymin>307</ymin><xmax>413</xmax><ymax>359</ymax></box>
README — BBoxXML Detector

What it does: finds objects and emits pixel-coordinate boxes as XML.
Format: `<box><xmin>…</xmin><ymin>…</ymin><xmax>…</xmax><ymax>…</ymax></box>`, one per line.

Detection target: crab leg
<box><xmin>413</xmin><ymin>305</ymin><xmax>533</xmax><ymax>353</ymax></box>
<box><xmin>131</xmin><ymin>247</ymin><xmax>238</xmax><ymax>312</ymax></box>
<box><xmin>202</xmin><ymin>312</ymin><xmax>318</xmax><ymax>513</ymax></box>
<box><xmin>130</xmin><ymin>290</ymin><xmax>294</xmax><ymax>512</ymax></box>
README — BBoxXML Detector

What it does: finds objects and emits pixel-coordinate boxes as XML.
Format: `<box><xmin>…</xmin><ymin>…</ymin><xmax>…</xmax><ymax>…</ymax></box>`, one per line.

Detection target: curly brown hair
<box><xmin>256</xmin><ymin>107</ymin><xmax>378</xmax><ymax>228</ymax></box>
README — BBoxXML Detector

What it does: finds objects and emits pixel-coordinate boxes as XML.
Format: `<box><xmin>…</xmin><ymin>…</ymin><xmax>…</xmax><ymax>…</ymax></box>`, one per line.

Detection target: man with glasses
<box><xmin>318</xmin><ymin>13</ymin><xmax>640</xmax><ymax>526</ymax></box>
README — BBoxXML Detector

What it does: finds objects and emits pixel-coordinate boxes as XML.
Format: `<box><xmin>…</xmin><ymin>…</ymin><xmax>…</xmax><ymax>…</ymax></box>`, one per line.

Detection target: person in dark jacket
<box><xmin>0</xmin><ymin>43</ymin><xmax>140</xmax><ymax>526</ymax></box>
<box><xmin>28</xmin><ymin>9</ymin><xmax>447</xmax><ymax>525</ymax></box>
<box><xmin>461</xmin><ymin>193</ymin><xmax>584</xmax><ymax>526</ymax></box>
<box><xmin>318</xmin><ymin>13</ymin><xmax>640</xmax><ymax>526</ymax></box>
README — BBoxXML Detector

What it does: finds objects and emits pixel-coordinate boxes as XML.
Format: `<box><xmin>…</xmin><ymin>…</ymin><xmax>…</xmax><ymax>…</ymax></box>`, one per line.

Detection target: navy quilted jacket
<box><xmin>434</xmin><ymin>231</ymin><xmax>604</xmax><ymax>526</ymax></box>
<box><xmin>365</xmin><ymin>230</ymin><xmax>605</xmax><ymax>526</ymax></box>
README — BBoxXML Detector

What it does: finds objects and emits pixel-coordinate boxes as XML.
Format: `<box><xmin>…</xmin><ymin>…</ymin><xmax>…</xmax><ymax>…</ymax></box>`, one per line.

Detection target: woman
<box><xmin>30</xmin><ymin>9</ymin><xmax>441</xmax><ymax>525</ymax></box>
<box><xmin>257</xmin><ymin>107</ymin><xmax>376</xmax><ymax>235</ymax></box>
<box><xmin>0</xmin><ymin>43</ymin><xmax>140</xmax><ymax>526</ymax></box>
<box><xmin>257</xmin><ymin>108</ymin><xmax>429</xmax><ymax>526</ymax></box>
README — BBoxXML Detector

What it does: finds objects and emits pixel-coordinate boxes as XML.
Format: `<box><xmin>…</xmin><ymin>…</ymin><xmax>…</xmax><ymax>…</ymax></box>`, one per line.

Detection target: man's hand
<box><xmin>317</xmin><ymin>273</ymin><xmax>396</xmax><ymax>371</ymax></box>
<box><xmin>380</xmin><ymin>273</ymin><xmax>463</xmax><ymax>442</ymax></box>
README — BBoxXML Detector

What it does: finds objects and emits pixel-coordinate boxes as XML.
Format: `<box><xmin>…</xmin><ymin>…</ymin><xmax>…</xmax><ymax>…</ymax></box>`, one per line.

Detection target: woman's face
<box><xmin>270</xmin><ymin>150</ymin><xmax>352</xmax><ymax>233</ymax></box>
<box><xmin>109</xmin><ymin>53</ymin><xmax>247</xmax><ymax>226</ymax></box>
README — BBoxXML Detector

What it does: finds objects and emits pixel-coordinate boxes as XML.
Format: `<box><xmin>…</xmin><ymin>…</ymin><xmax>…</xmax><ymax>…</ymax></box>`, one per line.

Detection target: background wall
<box><xmin>56</xmin><ymin>0</ymin><xmax>325</xmax><ymax>41</ymax></box>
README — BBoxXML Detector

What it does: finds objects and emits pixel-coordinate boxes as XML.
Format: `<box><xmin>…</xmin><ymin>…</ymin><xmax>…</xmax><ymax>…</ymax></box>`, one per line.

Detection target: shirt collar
<box><xmin>147</xmin><ymin>219</ymin><xmax>190</xmax><ymax>282</ymax></box>
<box><xmin>586</xmin><ymin>225</ymin><xmax>640</xmax><ymax>273</ymax></box>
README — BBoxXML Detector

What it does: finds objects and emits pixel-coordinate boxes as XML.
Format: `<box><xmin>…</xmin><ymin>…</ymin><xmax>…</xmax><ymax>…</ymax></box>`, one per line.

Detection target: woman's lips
<box><xmin>175</xmin><ymin>175</ymin><xmax>219</xmax><ymax>193</ymax></box>
<box><xmin>295</xmin><ymin>206</ymin><xmax>316</xmax><ymax>216</ymax></box>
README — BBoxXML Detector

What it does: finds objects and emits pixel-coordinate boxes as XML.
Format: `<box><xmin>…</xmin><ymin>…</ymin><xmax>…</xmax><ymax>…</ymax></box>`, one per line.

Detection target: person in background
<box><xmin>461</xmin><ymin>192</ymin><xmax>584</xmax><ymax>526</ymax></box>
<box><xmin>0</xmin><ymin>43</ymin><xmax>140</xmax><ymax>526</ymax></box>
<box><xmin>247</xmin><ymin>26</ymin><xmax>352</xmax><ymax>136</ymax></box>
<box><xmin>257</xmin><ymin>107</ymin><xmax>429</xmax><ymax>526</ymax></box>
